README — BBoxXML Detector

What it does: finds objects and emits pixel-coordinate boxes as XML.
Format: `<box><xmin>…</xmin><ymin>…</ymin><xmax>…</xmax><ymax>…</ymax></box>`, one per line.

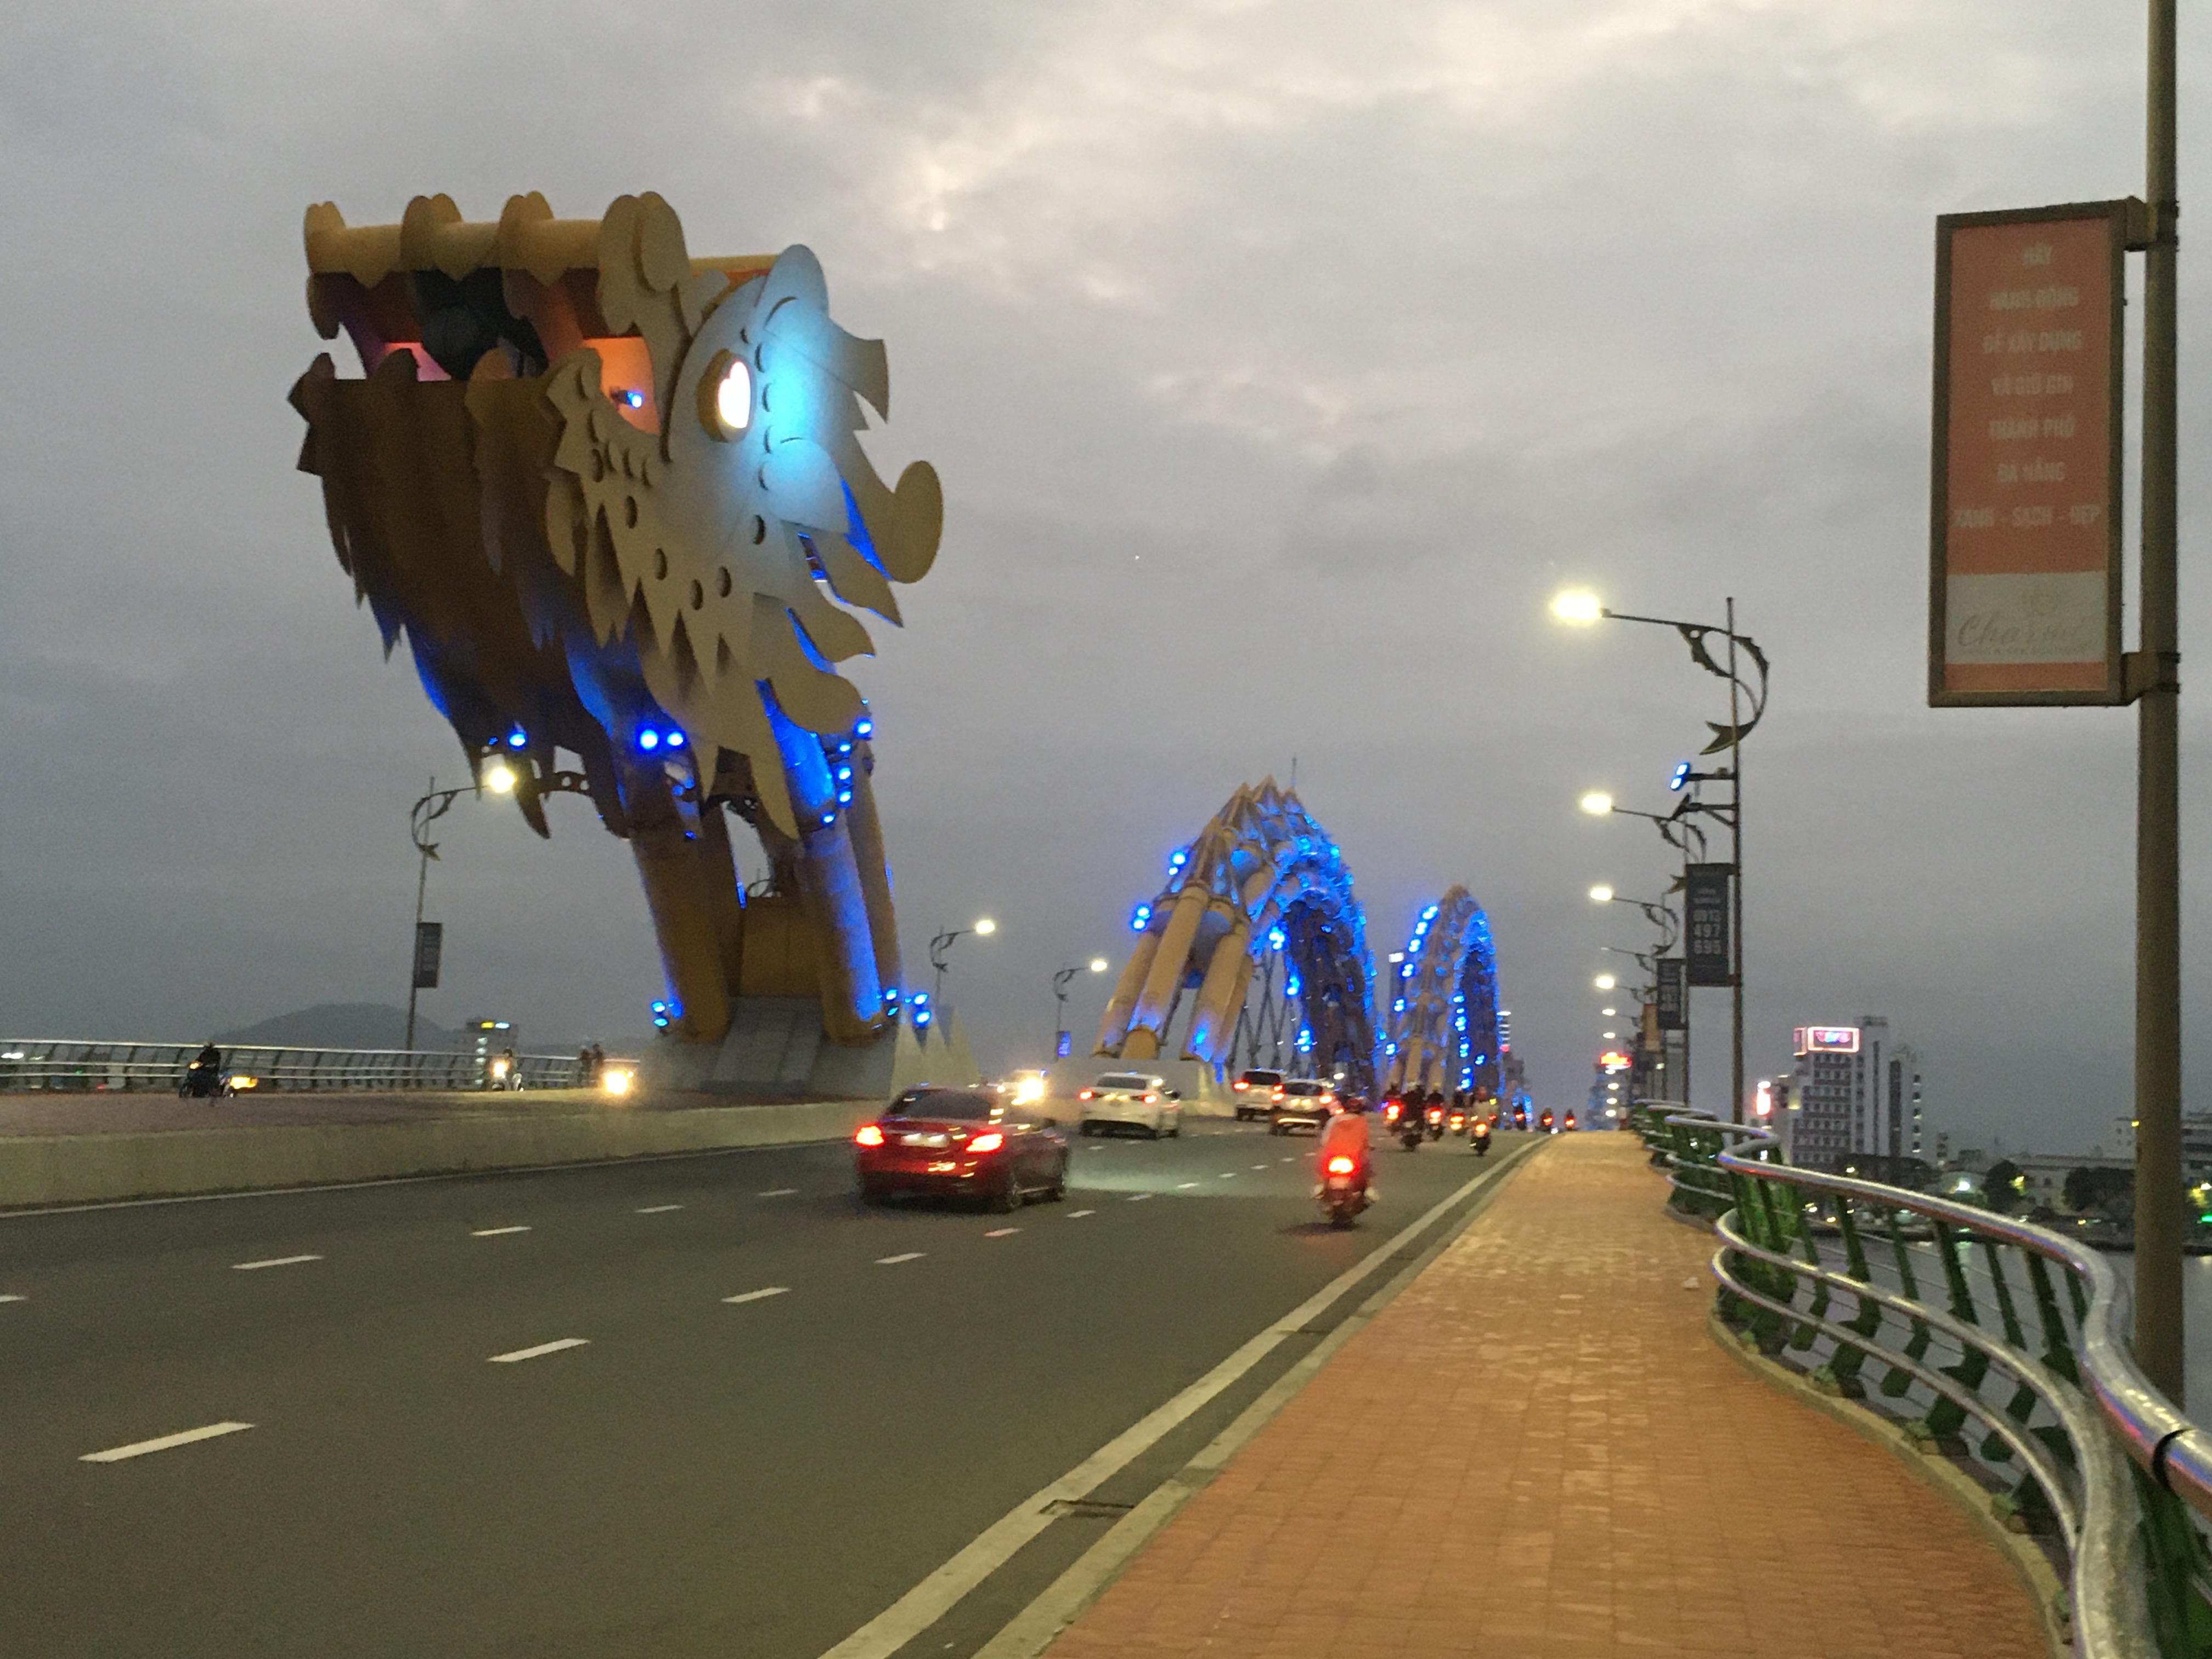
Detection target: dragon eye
<box><xmin>699</xmin><ymin>351</ymin><xmax>753</xmax><ymax>441</ymax></box>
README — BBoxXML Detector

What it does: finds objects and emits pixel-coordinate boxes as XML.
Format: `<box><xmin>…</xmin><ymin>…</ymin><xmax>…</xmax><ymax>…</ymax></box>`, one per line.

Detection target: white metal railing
<box><xmin>0</xmin><ymin>1040</ymin><xmax>589</xmax><ymax>1094</ymax></box>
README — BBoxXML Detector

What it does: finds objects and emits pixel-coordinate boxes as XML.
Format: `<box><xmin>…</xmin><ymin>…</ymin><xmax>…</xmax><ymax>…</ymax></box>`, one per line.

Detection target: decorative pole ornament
<box><xmin>292</xmin><ymin>193</ymin><xmax>941</xmax><ymax>1057</ymax></box>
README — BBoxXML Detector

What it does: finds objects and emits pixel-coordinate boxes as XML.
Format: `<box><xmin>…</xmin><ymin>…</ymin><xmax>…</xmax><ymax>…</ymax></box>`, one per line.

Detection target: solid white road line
<box><xmin>1066</xmin><ymin>1210</ymin><xmax>1095</xmax><ymax>1218</ymax></box>
<box><xmin>758</xmin><ymin>1188</ymin><xmax>799</xmax><ymax>1198</ymax></box>
<box><xmin>81</xmin><ymin>1422</ymin><xmax>253</xmax><ymax>1463</ymax></box>
<box><xmin>471</xmin><ymin>1226</ymin><xmax>531</xmax><ymax>1237</ymax></box>
<box><xmin>635</xmin><ymin>1204</ymin><xmax>684</xmax><ymax>1214</ymax></box>
<box><xmin>723</xmin><ymin>1287</ymin><xmax>790</xmax><ymax>1305</ymax></box>
<box><xmin>812</xmin><ymin>1155</ymin><xmax>1516</xmax><ymax>1659</ymax></box>
<box><xmin>488</xmin><ymin>1338</ymin><xmax>589</xmax><ymax>1364</ymax></box>
<box><xmin>232</xmin><ymin>1255</ymin><xmax>323</xmax><ymax>1272</ymax></box>
<box><xmin>984</xmin><ymin>1228</ymin><xmax>1019</xmax><ymax>1238</ymax></box>
<box><xmin>875</xmin><ymin>1252</ymin><xmax>925</xmax><ymax>1266</ymax></box>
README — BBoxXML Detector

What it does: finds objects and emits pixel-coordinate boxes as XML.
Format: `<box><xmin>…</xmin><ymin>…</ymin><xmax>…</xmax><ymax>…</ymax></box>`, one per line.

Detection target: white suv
<box><xmin>1077</xmin><ymin>1073</ymin><xmax>1183</xmax><ymax>1139</ymax></box>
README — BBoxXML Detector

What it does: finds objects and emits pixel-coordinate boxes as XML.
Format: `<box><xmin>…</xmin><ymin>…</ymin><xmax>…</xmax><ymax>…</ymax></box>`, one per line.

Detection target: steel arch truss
<box><xmin>1380</xmin><ymin>886</ymin><xmax>1502</xmax><ymax>1099</ymax></box>
<box><xmin>1094</xmin><ymin>780</ymin><xmax>1378</xmax><ymax>1092</ymax></box>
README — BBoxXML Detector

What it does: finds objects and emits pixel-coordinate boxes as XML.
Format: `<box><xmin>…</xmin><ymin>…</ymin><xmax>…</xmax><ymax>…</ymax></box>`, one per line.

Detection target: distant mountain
<box><xmin>215</xmin><ymin>1003</ymin><xmax>464</xmax><ymax>1053</ymax></box>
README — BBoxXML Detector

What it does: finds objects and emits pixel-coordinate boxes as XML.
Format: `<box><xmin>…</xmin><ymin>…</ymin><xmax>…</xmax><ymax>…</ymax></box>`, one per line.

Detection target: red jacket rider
<box><xmin>1314</xmin><ymin>1101</ymin><xmax>1372</xmax><ymax>1188</ymax></box>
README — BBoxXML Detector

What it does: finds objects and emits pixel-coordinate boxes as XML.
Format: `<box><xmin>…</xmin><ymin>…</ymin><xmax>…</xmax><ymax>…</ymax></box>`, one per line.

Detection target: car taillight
<box><xmin>1325</xmin><ymin>1155</ymin><xmax>1356</xmax><ymax>1175</ymax></box>
<box><xmin>854</xmin><ymin>1124</ymin><xmax>885</xmax><ymax>1146</ymax></box>
<box><xmin>967</xmin><ymin>1131</ymin><xmax>1005</xmax><ymax>1154</ymax></box>
<box><xmin>1232</xmin><ymin>1080</ymin><xmax>1246</xmax><ymax>1091</ymax></box>
<box><xmin>1271</xmin><ymin>1089</ymin><xmax>1284</xmax><ymax>1101</ymax></box>
<box><xmin>1141</xmin><ymin>1092</ymin><xmax>1158</xmax><ymax>1104</ymax></box>
<box><xmin>1078</xmin><ymin>1089</ymin><xmax>1093</xmax><ymax>1099</ymax></box>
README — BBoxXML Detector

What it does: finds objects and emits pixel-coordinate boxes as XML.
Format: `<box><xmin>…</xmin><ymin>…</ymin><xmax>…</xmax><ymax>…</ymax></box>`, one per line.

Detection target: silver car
<box><xmin>1077</xmin><ymin>1073</ymin><xmax>1183</xmax><ymax>1139</ymax></box>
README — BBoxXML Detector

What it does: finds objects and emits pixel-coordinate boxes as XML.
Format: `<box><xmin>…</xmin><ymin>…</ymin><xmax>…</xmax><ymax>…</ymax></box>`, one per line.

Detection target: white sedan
<box><xmin>1076</xmin><ymin>1073</ymin><xmax>1183</xmax><ymax>1139</ymax></box>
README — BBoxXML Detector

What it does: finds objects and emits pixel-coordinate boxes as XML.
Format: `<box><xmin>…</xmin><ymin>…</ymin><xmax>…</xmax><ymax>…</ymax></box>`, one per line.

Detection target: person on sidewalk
<box><xmin>1313</xmin><ymin>1095</ymin><xmax>1374</xmax><ymax>1201</ymax></box>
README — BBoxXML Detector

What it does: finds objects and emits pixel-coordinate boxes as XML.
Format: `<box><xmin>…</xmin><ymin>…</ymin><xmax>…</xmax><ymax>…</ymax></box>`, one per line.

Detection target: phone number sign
<box><xmin>1930</xmin><ymin>201</ymin><xmax>2130</xmax><ymax>706</ymax></box>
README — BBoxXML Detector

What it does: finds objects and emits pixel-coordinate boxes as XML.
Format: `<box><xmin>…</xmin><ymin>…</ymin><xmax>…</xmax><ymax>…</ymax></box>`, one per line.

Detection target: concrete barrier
<box><xmin>0</xmin><ymin>1098</ymin><xmax>879</xmax><ymax>1210</ymax></box>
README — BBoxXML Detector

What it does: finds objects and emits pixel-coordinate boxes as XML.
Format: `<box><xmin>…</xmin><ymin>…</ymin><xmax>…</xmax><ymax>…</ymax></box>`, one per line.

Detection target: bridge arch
<box><xmin>1380</xmin><ymin>885</ymin><xmax>1502</xmax><ymax>1099</ymax></box>
<box><xmin>1093</xmin><ymin>781</ymin><xmax>1379</xmax><ymax>1093</ymax></box>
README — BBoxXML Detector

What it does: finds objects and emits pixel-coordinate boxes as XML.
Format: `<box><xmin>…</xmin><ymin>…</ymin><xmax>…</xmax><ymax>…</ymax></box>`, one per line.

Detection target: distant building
<box><xmin>2009</xmin><ymin>1152</ymin><xmax>2130</xmax><ymax>1214</ymax></box>
<box><xmin>1787</xmin><ymin>1020</ymin><xmax>1921</xmax><ymax>1168</ymax></box>
<box><xmin>2111</xmin><ymin>1111</ymin><xmax>2212</xmax><ymax>1174</ymax></box>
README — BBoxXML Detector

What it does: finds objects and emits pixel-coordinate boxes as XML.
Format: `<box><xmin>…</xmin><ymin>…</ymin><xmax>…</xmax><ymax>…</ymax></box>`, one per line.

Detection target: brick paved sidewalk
<box><xmin>1046</xmin><ymin>1133</ymin><xmax>2046</xmax><ymax>1659</ymax></box>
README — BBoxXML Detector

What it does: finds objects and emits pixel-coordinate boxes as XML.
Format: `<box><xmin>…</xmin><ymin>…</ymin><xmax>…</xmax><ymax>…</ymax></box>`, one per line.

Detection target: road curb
<box><xmin>0</xmin><ymin>1098</ymin><xmax>876</xmax><ymax>1211</ymax></box>
<box><xmin>971</xmin><ymin>1136</ymin><xmax>1553</xmax><ymax>1659</ymax></box>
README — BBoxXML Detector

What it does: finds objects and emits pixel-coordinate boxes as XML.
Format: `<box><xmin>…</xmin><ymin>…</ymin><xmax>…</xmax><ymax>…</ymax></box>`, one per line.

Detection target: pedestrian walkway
<box><xmin>1046</xmin><ymin>1132</ymin><xmax>2047</xmax><ymax>1658</ymax></box>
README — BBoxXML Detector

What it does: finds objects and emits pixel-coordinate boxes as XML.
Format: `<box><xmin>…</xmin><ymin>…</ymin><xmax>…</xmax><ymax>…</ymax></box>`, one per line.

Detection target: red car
<box><xmin>854</xmin><ymin>1086</ymin><xmax>1070</xmax><ymax>1211</ymax></box>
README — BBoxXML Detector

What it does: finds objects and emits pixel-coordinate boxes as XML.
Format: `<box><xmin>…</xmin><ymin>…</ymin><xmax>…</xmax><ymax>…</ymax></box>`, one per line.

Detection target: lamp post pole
<box><xmin>2135</xmin><ymin>0</ymin><xmax>2184</xmax><ymax>1398</ymax></box>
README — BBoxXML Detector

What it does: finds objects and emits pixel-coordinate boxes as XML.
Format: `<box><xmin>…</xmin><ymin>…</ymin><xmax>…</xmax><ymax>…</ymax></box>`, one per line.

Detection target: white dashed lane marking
<box><xmin>0</xmin><ymin>1294</ymin><xmax>25</xmax><ymax>1304</ymax></box>
<box><xmin>81</xmin><ymin>1422</ymin><xmax>253</xmax><ymax>1463</ymax></box>
<box><xmin>1066</xmin><ymin>1210</ymin><xmax>1095</xmax><ymax>1218</ymax></box>
<box><xmin>488</xmin><ymin>1338</ymin><xmax>589</xmax><ymax>1364</ymax></box>
<box><xmin>724</xmin><ymin>1287</ymin><xmax>789</xmax><ymax>1305</ymax></box>
<box><xmin>876</xmin><ymin>1252</ymin><xmax>925</xmax><ymax>1266</ymax></box>
<box><xmin>1217</xmin><ymin>1172</ymin><xmax>1236</xmax><ymax>1180</ymax></box>
<box><xmin>471</xmin><ymin>1226</ymin><xmax>531</xmax><ymax>1238</ymax></box>
<box><xmin>1176</xmin><ymin>1182</ymin><xmax>1200</xmax><ymax>1190</ymax></box>
<box><xmin>984</xmin><ymin>1228</ymin><xmax>1019</xmax><ymax>1238</ymax></box>
<box><xmin>757</xmin><ymin>1188</ymin><xmax>799</xmax><ymax>1198</ymax></box>
<box><xmin>232</xmin><ymin>1255</ymin><xmax>322</xmax><ymax>1271</ymax></box>
<box><xmin>635</xmin><ymin>1204</ymin><xmax>683</xmax><ymax>1215</ymax></box>
<box><xmin>1126</xmin><ymin>1193</ymin><xmax>1153</xmax><ymax>1203</ymax></box>
<box><xmin>1251</xmin><ymin>1164</ymin><xmax>1270</xmax><ymax>1170</ymax></box>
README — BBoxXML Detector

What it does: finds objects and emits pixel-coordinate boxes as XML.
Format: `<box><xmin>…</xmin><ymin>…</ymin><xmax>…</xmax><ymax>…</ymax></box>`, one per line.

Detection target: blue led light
<box><xmin>638</xmin><ymin>728</ymin><xmax>661</xmax><ymax>751</ymax></box>
<box><xmin>837</xmin><ymin>791</ymin><xmax>853</xmax><ymax>805</ymax></box>
<box><xmin>1267</xmin><ymin>927</ymin><xmax>1286</xmax><ymax>951</ymax></box>
<box><xmin>505</xmin><ymin>729</ymin><xmax>527</xmax><ymax>749</ymax></box>
<box><xmin>836</xmin><ymin>766</ymin><xmax>853</xmax><ymax>782</ymax></box>
<box><xmin>666</xmin><ymin>731</ymin><xmax>685</xmax><ymax>749</ymax></box>
<box><xmin>1386</xmin><ymin>1042</ymin><xmax>1398</xmax><ymax>1057</ymax></box>
<box><xmin>1131</xmin><ymin>904</ymin><xmax>1153</xmax><ymax>931</ymax></box>
<box><xmin>856</xmin><ymin>720</ymin><xmax>874</xmax><ymax>738</ymax></box>
<box><xmin>1393</xmin><ymin>998</ymin><xmax>1406</xmax><ymax>1013</ymax></box>
<box><xmin>1670</xmin><ymin>760</ymin><xmax>1692</xmax><ymax>792</ymax></box>
<box><xmin>616</xmin><ymin>389</ymin><xmax>645</xmax><ymax>409</ymax></box>
<box><xmin>820</xmin><ymin>812</ymin><xmax>836</xmax><ymax>826</ymax></box>
<box><xmin>1286</xmin><ymin>974</ymin><xmax>1301</xmax><ymax>998</ymax></box>
<box><xmin>837</xmin><ymin>742</ymin><xmax>853</xmax><ymax>756</ymax></box>
<box><xmin>1400</xmin><ymin>965</ymin><xmax>1413</xmax><ymax>980</ymax></box>
<box><xmin>915</xmin><ymin>1011</ymin><xmax>932</xmax><ymax>1028</ymax></box>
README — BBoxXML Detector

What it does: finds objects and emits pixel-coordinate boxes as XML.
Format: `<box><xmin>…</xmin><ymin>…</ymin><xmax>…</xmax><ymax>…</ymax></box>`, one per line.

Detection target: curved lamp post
<box><xmin>1052</xmin><ymin>957</ymin><xmax>1110</xmax><ymax>1056</ymax></box>
<box><xmin>403</xmin><ymin>761</ymin><xmax>517</xmax><ymax>1051</ymax></box>
<box><xmin>1562</xmin><ymin>592</ymin><xmax>1767</xmax><ymax>1121</ymax></box>
<box><xmin>929</xmin><ymin>917</ymin><xmax>997</xmax><ymax>1012</ymax></box>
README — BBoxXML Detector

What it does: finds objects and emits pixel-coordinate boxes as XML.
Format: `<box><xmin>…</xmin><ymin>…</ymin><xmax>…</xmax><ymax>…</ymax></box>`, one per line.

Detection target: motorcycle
<box><xmin>1319</xmin><ymin>1152</ymin><xmax>1370</xmax><ymax>1228</ymax></box>
<box><xmin>178</xmin><ymin>1062</ymin><xmax>232</xmax><ymax>1101</ymax></box>
<box><xmin>1425</xmin><ymin>1105</ymin><xmax>1446</xmax><ymax>1142</ymax></box>
<box><xmin>1398</xmin><ymin>1115</ymin><xmax>1424</xmax><ymax>1152</ymax></box>
<box><xmin>1470</xmin><ymin>1121</ymin><xmax>1492</xmax><ymax>1158</ymax></box>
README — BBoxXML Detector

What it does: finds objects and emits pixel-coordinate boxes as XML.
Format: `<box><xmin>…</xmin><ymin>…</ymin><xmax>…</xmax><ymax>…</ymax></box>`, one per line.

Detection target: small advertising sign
<box><xmin>1793</xmin><ymin>1025</ymin><xmax>1860</xmax><ymax>1054</ymax></box>
<box><xmin>412</xmin><ymin>922</ymin><xmax>444</xmax><ymax>990</ymax></box>
<box><xmin>1931</xmin><ymin>200</ymin><xmax>2131</xmax><ymax>705</ymax></box>
<box><xmin>1055</xmin><ymin>1030</ymin><xmax>1073</xmax><ymax>1059</ymax></box>
<box><xmin>1684</xmin><ymin>865</ymin><xmax>1733</xmax><ymax>986</ymax></box>
<box><xmin>1655</xmin><ymin>957</ymin><xmax>1686</xmax><ymax>1030</ymax></box>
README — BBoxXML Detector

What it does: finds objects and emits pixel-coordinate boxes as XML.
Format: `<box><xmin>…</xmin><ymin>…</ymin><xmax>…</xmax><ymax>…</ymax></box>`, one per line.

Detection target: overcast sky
<box><xmin>2</xmin><ymin>0</ymin><xmax>2208</xmax><ymax>1154</ymax></box>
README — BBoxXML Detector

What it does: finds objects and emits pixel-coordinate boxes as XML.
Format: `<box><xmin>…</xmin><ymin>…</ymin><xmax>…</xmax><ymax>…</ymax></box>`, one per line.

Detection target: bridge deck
<box><xmin>1047</xmin><ymin>1132</ymin><xmax>2047</xmax><ymax>1658</ymax></box>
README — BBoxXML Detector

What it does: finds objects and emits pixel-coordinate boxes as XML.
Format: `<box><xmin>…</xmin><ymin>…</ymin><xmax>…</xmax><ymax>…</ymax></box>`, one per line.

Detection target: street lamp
<box><xmin>1554</xmin><ymin>590</ymin><xmax>1767</xmax><ymax>1123</ymax></box>
<box><xmin>1594</xmin><ymin>973</ymin><xmax>1616</xmax><ymax>991</ymax></box>
<box><xmin>1579</xmin><ymin>791</ymin><xmax>1614</xmax><ymax>816</ymax></box>
<box><xmin>929</xmin><ymin>918</ymin><xmax>997</xmax><ymax>1010</ymax></box>
<box><xmin>403</xmin><ymin>761</ymin><xmax>521</xmax><ymax>1051</ymax></box>
<box><xmin>1052</xmin><ymin>957</ymin><xmax>1110</xmax><ymax>1056</ymax></box>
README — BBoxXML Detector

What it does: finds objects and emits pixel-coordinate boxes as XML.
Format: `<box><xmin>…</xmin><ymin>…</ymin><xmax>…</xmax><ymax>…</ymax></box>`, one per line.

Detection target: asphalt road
<box><xmin>0</xmin><ymin>1118</ymin><xmax>1534</xmax><ymax>1658</ymax></box>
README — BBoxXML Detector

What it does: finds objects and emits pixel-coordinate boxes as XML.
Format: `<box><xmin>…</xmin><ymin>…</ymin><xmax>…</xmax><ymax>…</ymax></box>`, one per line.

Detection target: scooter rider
<box><xmin>1315</xmin><ymin>1095</ymin><xmax>1375</xmax><ymax>1200</ymax></box>
<box><xmin>183</xmin><ymin>1041</ymin><xmax>224</xmax><ymax>1098</ymax></box>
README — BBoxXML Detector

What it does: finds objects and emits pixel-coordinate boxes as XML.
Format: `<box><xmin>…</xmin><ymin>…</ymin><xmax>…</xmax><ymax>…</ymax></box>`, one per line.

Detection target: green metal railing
<box><xmin>1637</xmin><ymin>1104</ymin><xmax>2212</xmax><ymax>1659</ymax></box>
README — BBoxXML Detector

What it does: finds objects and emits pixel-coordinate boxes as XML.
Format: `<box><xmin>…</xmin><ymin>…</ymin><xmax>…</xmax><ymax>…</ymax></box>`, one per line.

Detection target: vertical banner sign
<box><xmin>1684</xmin><ymin>865</ymin><xmax>1733</xmax><ymax>986</ymax></box>
<box><xmin>1931</xmin><ymin>200</ymin><xmax>2130</xmax><ymax>704</ymax></box>
<box><xmin>412</xmin><ymin>922</ymin><xmax>443</xmax><ymax>990</ymax></box>
<box><xmin>1055</xmin><ymin>1030</ymin><xmax>1073</xmax><ymax>1059</ymax></box>
<box><xmin>1656</xmin><ymin>957</ymin><xmax>1686</xmax><ymax>1030</ymax></box>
